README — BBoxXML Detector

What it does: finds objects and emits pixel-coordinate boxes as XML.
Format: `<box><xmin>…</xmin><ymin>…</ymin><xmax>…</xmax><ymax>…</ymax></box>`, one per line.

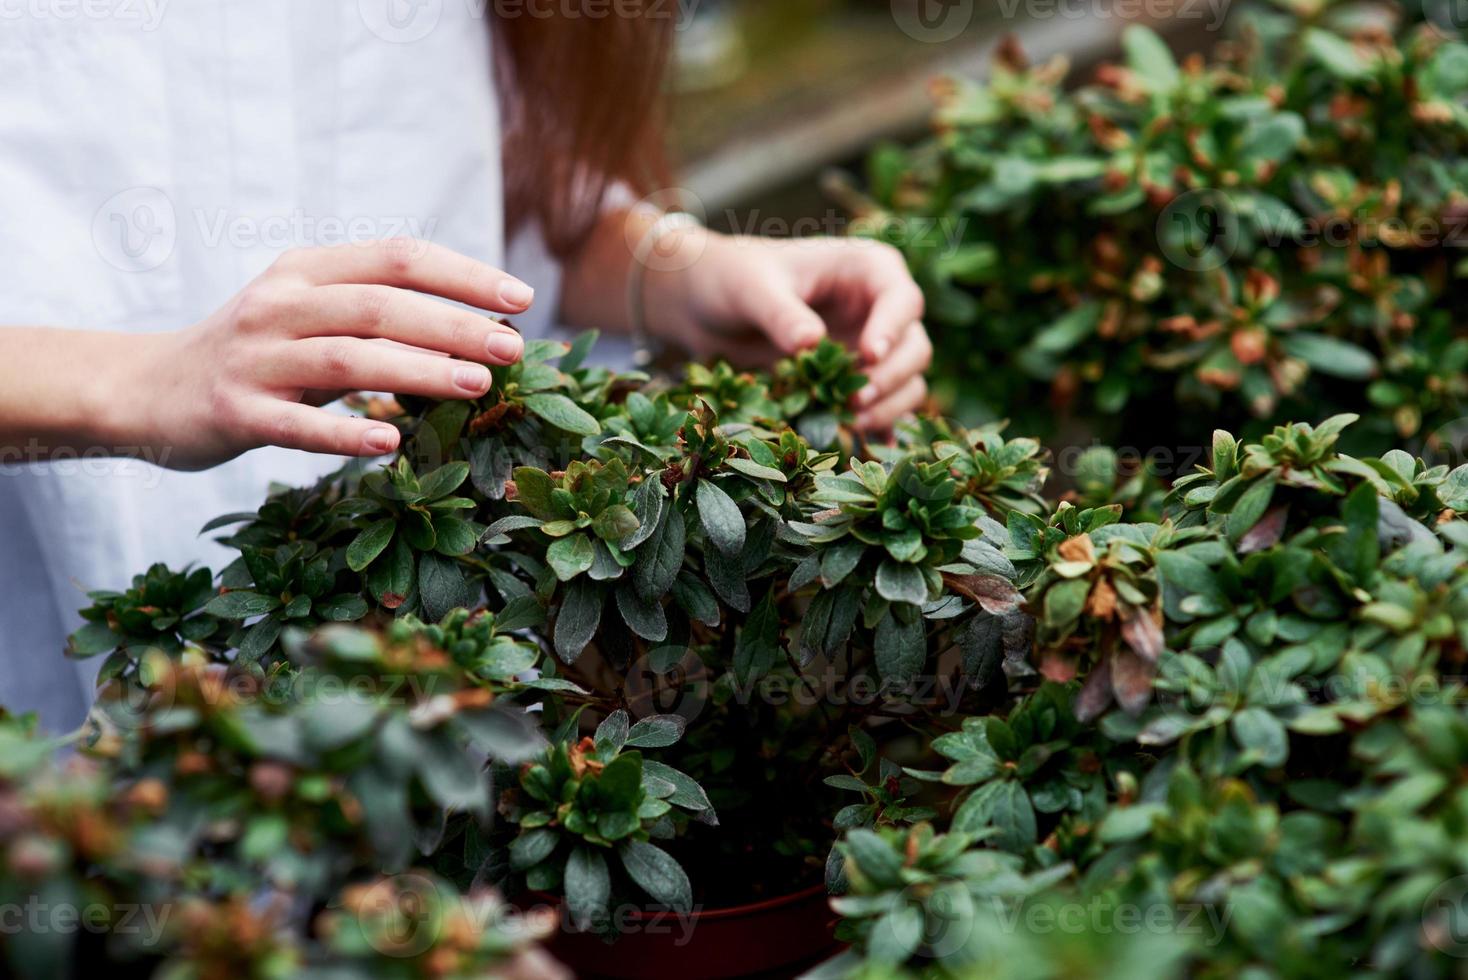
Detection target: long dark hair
<box><xmin>495</xmin><ymin>6</ymin><xmax>675</xmax><ymax>258</ymax></box>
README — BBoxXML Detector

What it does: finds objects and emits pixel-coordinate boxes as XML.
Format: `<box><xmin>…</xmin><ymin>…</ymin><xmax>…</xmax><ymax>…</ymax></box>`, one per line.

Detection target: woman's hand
<box><xmin>645</xmin><ymin>231</ymin><xmax>933</xmax><ymax>432</ymax></box>
<box><xmin>123</xmin><ymin>239</ymin><xmax>530</xmax><ymax>470</ymax></box>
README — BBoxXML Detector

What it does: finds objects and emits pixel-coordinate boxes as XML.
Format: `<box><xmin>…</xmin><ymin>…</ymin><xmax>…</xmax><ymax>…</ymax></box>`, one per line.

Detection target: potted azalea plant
<box><xmin>24</xmin><ymin>333</ymin><xmax>1048</xmax><ymax>979</ymax></box>
<box><xmin>5</xmin><ymin>334</ymin><xmax>1468</xmax><ymax>979</ymax></box>
<box><xmin>5</xmin><ymin>5</ymin><xmax>1468</xmax><ymax>978</ymax></box>
<box><xmin>847</xmin><ymin>0</ymin><xmax>1468</xmax><ymax>457</ymax></box>
<box><xmin>818</xmin><ymin>414</ymin><xmax>1468</xmax><ymax>978</ymax></box>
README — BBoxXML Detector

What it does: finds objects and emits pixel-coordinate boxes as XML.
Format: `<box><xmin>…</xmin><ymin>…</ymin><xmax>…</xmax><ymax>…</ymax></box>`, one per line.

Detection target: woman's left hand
<box><xmin>646</xmin><ymin>231</ymin><xmax>933</xmax><ymax>432</ymax></box>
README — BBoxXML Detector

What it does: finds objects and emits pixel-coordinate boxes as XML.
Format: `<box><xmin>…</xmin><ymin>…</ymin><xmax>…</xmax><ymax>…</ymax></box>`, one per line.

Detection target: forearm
<box><xmin>0</xmin><ymin>327</ymin><xmax>158</xmax><ymax>461</ymax></box>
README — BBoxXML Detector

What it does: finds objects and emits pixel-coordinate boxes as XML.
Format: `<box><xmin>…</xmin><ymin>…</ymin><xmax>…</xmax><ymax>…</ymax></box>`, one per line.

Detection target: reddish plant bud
<box><xmin>124</xmin><ymin>777</ymin><xmax>169</xmax><ymax>814</ymax></box>
<box><xmin>1231</xmin><ymin>328</ymin><xmax>1270</xmax><ymax>366</ymax></box>
<box><xmin>249</xmin><ymin>762</ymin><xmax>294</xmax><ymax>804</ymax></box>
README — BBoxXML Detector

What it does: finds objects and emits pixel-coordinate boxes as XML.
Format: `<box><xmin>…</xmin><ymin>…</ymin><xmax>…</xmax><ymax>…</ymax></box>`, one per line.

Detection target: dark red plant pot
<box><xmin>532</xmin><ymin>884</ymin><xmax>841</xmax><ymax>980</ymax></box>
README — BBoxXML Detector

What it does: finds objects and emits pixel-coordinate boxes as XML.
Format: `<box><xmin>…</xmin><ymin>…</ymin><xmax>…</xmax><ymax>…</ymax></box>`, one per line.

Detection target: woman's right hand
<box><xmin>129</xmin><ymin>238</ymin><xmax>531</xmax><ymax>470</ymax></box>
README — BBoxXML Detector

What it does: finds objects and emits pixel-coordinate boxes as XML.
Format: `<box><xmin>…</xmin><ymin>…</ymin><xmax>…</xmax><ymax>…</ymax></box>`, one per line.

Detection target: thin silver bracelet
<box><xmin>627</xmin><ymin>210</ymin><xmax>703</xmax><ymax>368</ymax></box>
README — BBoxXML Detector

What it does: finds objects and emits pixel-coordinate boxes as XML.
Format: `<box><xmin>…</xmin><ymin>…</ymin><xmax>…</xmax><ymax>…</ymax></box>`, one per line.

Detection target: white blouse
<box><xmin>0</xmin><ymin>0</ymin><xmax>595</xmax><ymax>730</ymax></box>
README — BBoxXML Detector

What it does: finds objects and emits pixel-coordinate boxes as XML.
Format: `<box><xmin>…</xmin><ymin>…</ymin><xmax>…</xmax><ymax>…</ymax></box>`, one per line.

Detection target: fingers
<box><xmin>854</xmin><ymin>245</ymin><xmax>924</xmax><ymax>363</ymax></box>
<box><xmin>299</xmin><ymin>285</ymin><xmax>524</xmax><ymax>364</ymax></box>
<box><xmin>243</xmin><ymin>400</ymin><xmax>402</xmax><ymax>458</ymax></box>
<box><xmin>853</xmin><ymin>322</ymin><xmax>933</xmax><ymax>410</ymax></box>
<box><xmin>855</xmin><ymin>375</ymin><xmax>928</xmax><ymax>433</ymax></box>
<box><xmin>277</xmin><ymin>239</ymin><xmax>535</xmax><ymax>315</ymax></box>
<box><xmin>273</xmin><ymin>337</ymin><xmax>494</xmax><ymax>401</ymax></box>
<box><xmin>731</xmin><ymin>273</ymin><xmax>828</xmax><ymax>355</ymax></box>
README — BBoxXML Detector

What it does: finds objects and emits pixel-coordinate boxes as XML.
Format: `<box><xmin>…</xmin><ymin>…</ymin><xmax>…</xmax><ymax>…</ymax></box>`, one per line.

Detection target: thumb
<box><xmin>735</xmin><ymin>278</ymin><xmax>827</xmax><ymax>355</ymax></box>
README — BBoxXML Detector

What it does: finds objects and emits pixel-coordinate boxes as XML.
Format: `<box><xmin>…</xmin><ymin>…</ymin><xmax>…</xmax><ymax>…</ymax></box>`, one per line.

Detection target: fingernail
<box><xmin>855</xmin><ymin>384</ymin><xmax>879</xmax><ymax>407</ymax></box>
<box><xmin>499</xmin><ymin>280</ymin><xmax>534</xmax><ymax>308</ymax></box>
<box><xmin>871</xmin><ymin>338</ymin><xmax>892</xmax><ymax>360</ymax></box>
<box><xmin>486</xmin><ymin>331</ymin><xmax>524</xmax><ymax>362</ymax></box>
<box><xmin>454</xmin><ymin>364</ymin><xmax>491</xmax><ymax>393</ymax></box>
<box><xmin>363</xmin><ymin>427</ymin><xmax>396</xmax><ymax>455</ymax></box>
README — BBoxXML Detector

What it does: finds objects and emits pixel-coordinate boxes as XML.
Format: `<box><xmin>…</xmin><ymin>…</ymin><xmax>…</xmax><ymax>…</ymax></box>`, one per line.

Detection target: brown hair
<box><xmin>495</xmin><ymin>7</ymin><xmax>675</xmax><ymax>258</ymax></box>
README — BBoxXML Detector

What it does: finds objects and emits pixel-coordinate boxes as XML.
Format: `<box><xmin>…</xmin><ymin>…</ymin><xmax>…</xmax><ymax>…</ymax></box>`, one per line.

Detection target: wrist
<box><xmin>638</xmin><ymin>221</ymin><xmax>714</xmax><ymax>347</ymax></box>
<box><xmin>87</xmin><ymin>331</ymin><xmax>174</xmax><ymax>459</ymax></box>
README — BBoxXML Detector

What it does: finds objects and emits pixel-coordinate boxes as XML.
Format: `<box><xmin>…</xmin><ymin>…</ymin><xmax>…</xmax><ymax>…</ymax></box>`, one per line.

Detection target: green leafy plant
<box><xmin>854</xmin><ymin>1</ymin><xmax>1468</xmax><ymax>454</ymax></box>
<box><xmin>500</xmin><ymin>709</ymin><xmax>714</xmax><ymax>931</ymax></box>
<box><xmin>822</xmin><ymin>410</ymin><xmax>1468</xmax><ymax>978</ymax></box>
<box><xmin>11</xmin><ymin>86</ymin><xmax>1468</xmax><ymax>979</ymax></box>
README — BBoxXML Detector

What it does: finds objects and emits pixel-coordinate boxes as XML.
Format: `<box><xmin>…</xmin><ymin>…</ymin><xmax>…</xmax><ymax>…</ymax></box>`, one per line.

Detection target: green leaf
<box><xmin>432</xmin><ymin>517</ymin><xmax>479</xmax><ymax>557</ymax></box>
<box><xmin>346</xmin><ymin>518</ymin><xmax>396</xmax><ymax>572</ymax></box>
<box><xmin>619</xmin><ymin>840</ymin><xmax>693</xmax><ymax>912</ymax></box>
<box><xmin>1232</xmin><ymin>707</ymin><xmax>1289</xmax><ymax>768</ymax></box>
<box><xmin>368</xmin><ymin>535</ymin><xmax>415</xmax><ymax>606</ymax></box>
<box><xmin>672</xmin><ymin>573</ymin><xmax>720</xmax><ymax>628</ymax></box>
<box><xmin>68</xmin><ymin>622</ymin><xmax>121</xmax><ymax>657</ymax></box>
<box><xmin>547</xmin><ymin>535</ymin><xmax>596</xmax><ymax>582</ymax></box>
<box><xmin>696</xmin><ymin>480</ymin><xmax>746</xmax><ymax>556</ymax></box>
<box><xmin>317</xmin><ymin>593</ymin><xmax>369</xmax><ymax>622</ymax></box>
<box><xmin>626</xmin><ymin>715</ymin><xmax>687</xmax><ymax>749</ymax></box>
<box><xmin>1304</xmin><ymin>27</ymin><xmax>1371</xmax><ymax>80</ymax></box>
<box><xmin>554</xmin><ymin>577</ymin><xmax>603</xmax><ymax>664</ymax></box>
<box><xmin>633</xmin><ymin>504</ymin><xmax>685</xmax><ymax>603</ymax></box>
<box><xmin>419</xmin><ymin>553</ymin><xmax>477</xmax><ymax>623</ymax></box>
<box><xmin>868</xmin><ymin>903</ymin><xmax>924</xmax><ymax>966</ymax></box>
<box><xmin>1238</xmin><ymin>112</ymin><xmax>1303</xmax><ymax>167</ymax></box>
<box><xmin>733</xmin><ymin>589</ymin><xmax>782</xmax><ymax>685</ymax></box>
<box><xmin>525</xmin><ymin>392</ymin><xmax>601</xmax><ymax>435</ymax></box>
<box><xmin>1440</xmin><ymin>466</ymin><xmax>1468</xmax><ymax>511</ymax></box>
<box><xmin>622</xmin><ymin>476</ymin><xmax>667</xmax><ymax>550</ymax></box>
<box><xmin>417</xmin><ymin>462</ymin><xmax>471</xmax><ymax>501</ymax></box>
<box><xmin>509</xmin><ymin>828</ymin><xmax>559</xmax><ymax>871</ymax></box>
<box><xmin>565</xmin><ymin>848</ymin><xmax>611</xmax><ymax>925</ymax></box>
<box><xmin>418</xmin><ymin>730</ymin><xmax>490</xmax><ymax>818</ymax></box>
<box><xmin>1226</xmin><ymin>476</ymin><xmax>1277</xmax><ymax>544</ymax></box>
<box><xmin>821</xmin><ymin>539</ymin><xmax>867</xmax><ymax>588</ymax></box>
<box><xmin>511</xmin><ymin>467</ymin><xmax>557</xmax><ymax>520</ymax></box>
<box><xmin>1282</xmin><ymin>333</ymin><xmax>1378</xmax><ymax>380</ymax></box>
<box><xmin>641</xmin><ymin>760</ymin><xmax>715</xmax><ymax>816</ymax></box>
<box><xmin>725</xmin><ymin>457</ymin><xmax>787</xmax><ymax>482</ymax></box>
<box><xmin>953</xmin><ymin>780</ymin><xmax>1036</xmax><ymax>853</ymax></box>
<box><xmin>592</xmin><ymin>504</ymin><xmax>640</xmax><ymax>543</ymax></box>
<box><xmin>204</xmin><ymin>591</ymin><xmax>281</xmax><ymax>619</ymax></box>
<box><xmin>875</xmin><ymin>559</ymin><xmax>930</xmax><ymax>606</ymax></box>
<box><xmin>615</xmin><ymin>582</ymin><xmax>668</xmax><ymax>642</ymax></box>
<box><xmin>593</xmin><ymin>751</ymin><xmax>644</xmax><ymax>811</ymax></box>
<box><xmin>1029</xmin><ymin>302</ymin><xmax>1100</xmax><ymax>356</ymax></box>
<box><xmin>841</xmin><ymin>829</ymin><xmax>903</xmax><ymax>886</ymax></box>
<box><xmin>874</xmin><ymin>610</ymin><xmax>925</xmax><ymax>686</ymax></box>
<box><xmin>594</xmin><ymin>709</ymin><xmax>631</xmax><ymax>756</ymax></box>
<box><xmin>1123</xmin><ymin>25</ymin><xmax>1179</xmax><ymax>91</ymax></box>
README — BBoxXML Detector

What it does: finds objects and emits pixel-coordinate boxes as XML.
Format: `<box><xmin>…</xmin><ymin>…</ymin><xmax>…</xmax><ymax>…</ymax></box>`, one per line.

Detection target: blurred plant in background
<box><xmin>854</xmin><ymin>0</ymin><xmax>1468</xmax><ymax>456</ymax></box>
